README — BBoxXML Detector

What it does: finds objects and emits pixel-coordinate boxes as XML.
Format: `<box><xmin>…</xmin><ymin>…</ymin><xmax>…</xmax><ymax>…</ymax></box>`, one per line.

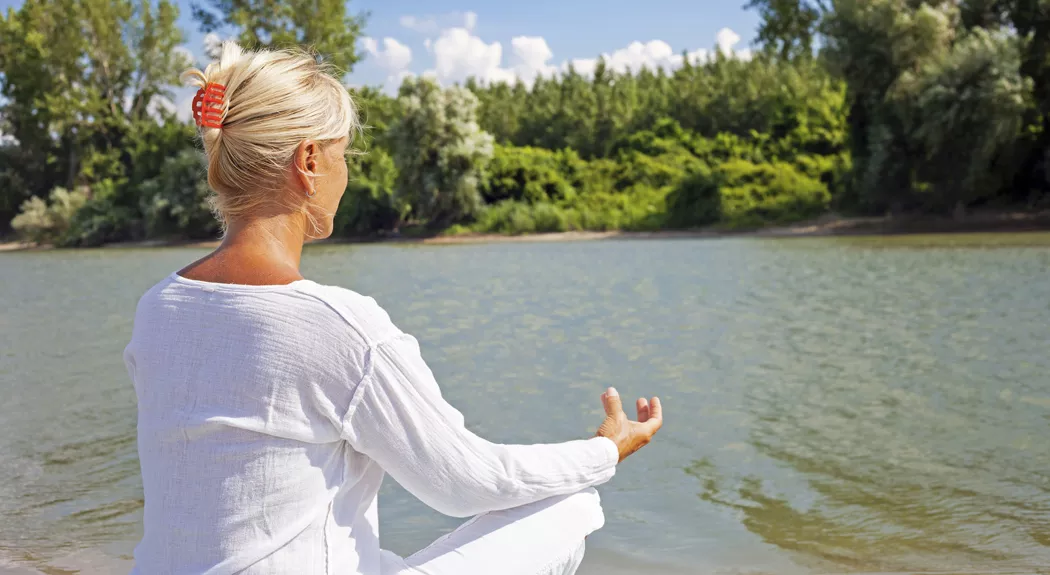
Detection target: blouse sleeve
<box><xmin>340</xmin><ymin>333</ymin><xmax>619</xmax><ymax>518</ymax></box>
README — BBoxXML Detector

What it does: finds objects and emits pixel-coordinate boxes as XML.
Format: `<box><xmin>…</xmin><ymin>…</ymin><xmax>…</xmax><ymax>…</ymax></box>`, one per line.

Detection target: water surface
<box><xmin>1</xmin><ymin>234</ymin><xmax>1049</xmax><ymax>574</ymax></box>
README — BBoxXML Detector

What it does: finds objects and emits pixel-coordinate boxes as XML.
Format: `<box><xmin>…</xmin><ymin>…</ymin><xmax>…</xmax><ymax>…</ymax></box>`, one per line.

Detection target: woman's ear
<box><xmin>294</xmin><ymin>140</ymin><xmax>318</xmax><ymax>196</ymax></box>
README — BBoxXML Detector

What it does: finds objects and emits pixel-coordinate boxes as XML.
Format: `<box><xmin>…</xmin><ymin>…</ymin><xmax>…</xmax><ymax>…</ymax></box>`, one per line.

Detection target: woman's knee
<box><xmin>558</xmin><ymin>488</ymin><xmax>605</xmax><ymax>533</ymax></box>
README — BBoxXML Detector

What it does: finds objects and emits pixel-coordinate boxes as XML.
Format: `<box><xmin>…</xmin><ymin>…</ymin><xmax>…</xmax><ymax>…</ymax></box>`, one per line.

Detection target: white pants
<box><xmin>382</xmin><ymin>488</ymin><xmax>605</xmax><ymax>575</ymax></box>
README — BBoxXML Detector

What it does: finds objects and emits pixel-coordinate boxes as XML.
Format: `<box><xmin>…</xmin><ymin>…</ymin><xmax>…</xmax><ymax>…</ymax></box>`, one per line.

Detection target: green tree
<box><xmin>352</xmin><ymin>85</ymin><xmax>402</xmax><ymax>143</ymax></box>
<box><xmin>1006</xmin><ymin>0</ymin><xmax>1050</xmax><ymax>198</ymax></box>
<box><xmin>823</xmin><ymin>0</ymin><xmax>957</xmax><ymax>212</ymax></box>
<box><xmin>139</xmin><ymin>149</ymin><xmax>219</xmax><ymax>239</ymax></box>
<box><xmin>389</xmin><ymin>78</ymin><xmax>494</xmax><ymax>227</ymax></box>
<box><xmin>746</xmin><ymin>0</ymin><xmax>826</xmax><ymax>60</ymax></box>
<box><xmin>192</xmin><ymin>0</ymin><xmax>365</xmax><ymax>73</ymax></box>
<box><xmin>331</xmin><ymin>86</ymin><xmax>404</xmax><ymax>236</ymax></box>
<box><xmin>823</xmin><ymin>0</ymin><xmax>1043</xmax><ymax>212</ymax></box>
<box><xmin>335</xmin><ymin>147</ymin><xmax>401</xmax><ymax>235</ymax></box>
<box><xmin>0</xmin><ymin>0</ymin><xmax>188</xmax><ymax>229</ymax></box>
<box><xmin>905</xmin><ymin>29</ymin><xmax>1030</xmax><ymax>209</ymax></box>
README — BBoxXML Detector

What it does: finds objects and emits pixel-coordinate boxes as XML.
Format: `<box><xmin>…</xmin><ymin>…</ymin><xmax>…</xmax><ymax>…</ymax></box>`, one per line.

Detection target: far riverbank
<box><xmin>4</xmin><ymin>210</ymin><xmax>1050</xmax><ymax>253</ymax></box>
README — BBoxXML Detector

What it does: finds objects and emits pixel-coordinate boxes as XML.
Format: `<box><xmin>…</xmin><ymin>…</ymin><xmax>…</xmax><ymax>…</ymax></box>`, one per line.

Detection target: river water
<box><xmin>1</xmin><ymin>234</ymin><xmax>1049</xmax><ymax>574</ymax></box>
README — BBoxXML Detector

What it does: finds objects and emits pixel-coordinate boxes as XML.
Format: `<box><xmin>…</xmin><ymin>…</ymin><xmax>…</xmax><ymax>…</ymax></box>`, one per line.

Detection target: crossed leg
<box><xmin>382</xmin><ymin>488</ymin><xmax>605</xmax><ymax>575</ymax></box>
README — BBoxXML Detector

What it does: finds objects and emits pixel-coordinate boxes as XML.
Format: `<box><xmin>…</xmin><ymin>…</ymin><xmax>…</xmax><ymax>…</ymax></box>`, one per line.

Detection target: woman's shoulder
<box><xmin>290</xmin><ymin>280</ymin><xmax>401</xmax><ymax>348</ymax></box>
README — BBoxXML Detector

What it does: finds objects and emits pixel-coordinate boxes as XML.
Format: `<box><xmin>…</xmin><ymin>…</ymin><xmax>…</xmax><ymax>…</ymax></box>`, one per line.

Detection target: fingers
<box><xmin>636</xmin><ymin>397</ymin><xmax>650</xmax><ymax>422</ymax></box>
<box><xmin>648</xmin><ymin>396</ymin><xmax>662</xmax><ymax>420</ymax></box>
<box><xmin>602</xmin><ymin>387</ymin><xmax>623</xmax><ymax>416</ymax></box>
<box><xmin>644</xmin><ymin>396</ymin><xmax>663</xmax><ymax>432</ymax></box>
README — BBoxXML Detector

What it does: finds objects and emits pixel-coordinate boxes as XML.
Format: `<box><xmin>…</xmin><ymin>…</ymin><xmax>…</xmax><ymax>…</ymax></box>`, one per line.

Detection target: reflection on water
<box><xmin>1</xmin><ymin>234</ymin><xmax>1049</xmax><ymax>574</ymax></box>
<box><xmin>679</xmin><ymin>234</ymin><xmax>1050</xmax><ymax>573</ymax></box>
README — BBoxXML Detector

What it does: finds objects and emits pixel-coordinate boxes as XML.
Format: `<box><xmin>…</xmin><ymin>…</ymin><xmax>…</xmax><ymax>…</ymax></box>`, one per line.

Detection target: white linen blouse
<box><xmin>124</xmin><ymin>273</ymin><xmax>619</xmax><ymax>574</ymax></box>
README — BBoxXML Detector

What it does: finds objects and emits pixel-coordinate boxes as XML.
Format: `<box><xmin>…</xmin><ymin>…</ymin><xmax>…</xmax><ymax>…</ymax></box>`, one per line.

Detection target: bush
<box><xmin>470</xmin><ymin>187</ymin><xmax>671</xmax><ymax>235</ymax></box>
<box><xmin>335</xmin><ymin>147</ymin><xmax>403</xmax><ymax>236</ymax></box>
<box><xmin>793</xmin><ymin>152</ymin><xmax>851</xmax><ymax>199</ymax></box>
<box><xmin>692</xmin><ymin>132</ymin><xmax>767</xmax><ymax>165</ymax></box>
<box><xmin>574</xmin><ymin>158</ymin><xmax>619</xmax><ymax>196</ymax></box>
<box><xmin>139</xmin><ymin>150</ymin><xmax>219</xmax><ymax>239</ymax></box>
<box><xmin>664</xmin><ymin>159</ymin><xmax>831</xmax><ymax>229</ymax></box>
<box><xmin>482</xmin><ymin>145</ymin><xmax>580</xmax><ymax>204</ymax></box>
<box><xmin>609</xmin><ymin>118</ymin><xmax>694</xmax><ymax>158</ymax></box>
<box><xmin>664</xmin><ymin>166</ymin><xmax>723</xmax><ymax>228</ymax></box>
<box><xmin>717</xmin><ymin>159</ymin><xmax>831</xmax><ymax>228</ymax></box>
<box><xmin>472</xmin><ymin>201</ymin><xmax>570</xmax><ymax>235</ymax></box>
<box><xmin>65</xmin><ymin>180</ymin><xmax>138</xmax><ymax>246</ymax></box>
<box><xmin>10</xmin><ymin>186</ymin><xmax>89</xmax><ymax>244</ymax></box>
<box><xmin>614</xmin><ymin>150</ymin><xmax>700</xmax><ymax>191</ymax></box>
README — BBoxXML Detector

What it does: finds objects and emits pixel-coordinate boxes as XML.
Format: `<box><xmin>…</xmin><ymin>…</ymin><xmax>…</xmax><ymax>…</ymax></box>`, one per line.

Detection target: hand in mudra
<box><xmin>596</xmin><ymin>387</ymin><xmax>663</xmax><ymax>462</ymax></box>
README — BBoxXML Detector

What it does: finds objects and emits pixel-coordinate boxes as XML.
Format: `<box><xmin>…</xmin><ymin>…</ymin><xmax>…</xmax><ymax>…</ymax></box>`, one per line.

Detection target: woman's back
<box><xmin>124</xmin><ymin>40</ymin><xmax>661</xmax><ymax>575</ymax></box>
<box><xmin>126</xmin><ymin>274</ymin><xmax>392</xmax><ymax>574</ymax></box>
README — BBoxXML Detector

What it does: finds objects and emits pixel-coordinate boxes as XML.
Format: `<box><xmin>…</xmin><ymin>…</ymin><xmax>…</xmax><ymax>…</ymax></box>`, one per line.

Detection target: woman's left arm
<box><xmin>340</xmin><ymin>333</ymin><xmax>619</xmax><ymax>518</ymax></box>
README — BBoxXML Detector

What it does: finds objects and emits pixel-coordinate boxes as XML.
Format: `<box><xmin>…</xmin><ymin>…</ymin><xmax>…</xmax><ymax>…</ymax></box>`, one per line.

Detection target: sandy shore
<box><xmin>4</xmin><ymin>211</ymin><xmax>1050</xmax><ymax>253</ymax></box>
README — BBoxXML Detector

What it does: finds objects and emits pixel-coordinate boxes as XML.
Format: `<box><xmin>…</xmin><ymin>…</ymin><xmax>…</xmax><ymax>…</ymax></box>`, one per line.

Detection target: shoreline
<box><xmin>4</xmin><ymin>211</ymin><xmax>1050</xmax><ymax>252</ymax></box>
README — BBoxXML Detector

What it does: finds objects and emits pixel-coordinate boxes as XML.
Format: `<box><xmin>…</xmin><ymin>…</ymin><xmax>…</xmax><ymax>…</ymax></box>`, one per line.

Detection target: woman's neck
<box><xmin>223</xmin><ymin>213</ymin><xmax>307</xmax><ymax>268</ymax></box>
<box><xmin>178</xmin><ymin>212</ymin><xmax>308</xmax><ymax>286</ymax></box>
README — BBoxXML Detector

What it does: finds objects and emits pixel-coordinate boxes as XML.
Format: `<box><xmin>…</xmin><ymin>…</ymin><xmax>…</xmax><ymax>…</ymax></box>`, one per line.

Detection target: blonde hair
<box><xmin>181</xmin><ymin>42</ymin><xmax>358</xmax><ymax>227</ymax></box>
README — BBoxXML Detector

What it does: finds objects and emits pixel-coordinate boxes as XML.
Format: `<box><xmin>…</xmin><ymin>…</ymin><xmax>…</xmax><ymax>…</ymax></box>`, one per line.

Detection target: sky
<box><xmin>347</xmin><ymin>0</ymin><xmax>760</xmax><ymax>89</ymax></box>
<box><xmin>0</xmin><ymin>0</ymin><xmax>761</xmax><ymax>118</ymax></box>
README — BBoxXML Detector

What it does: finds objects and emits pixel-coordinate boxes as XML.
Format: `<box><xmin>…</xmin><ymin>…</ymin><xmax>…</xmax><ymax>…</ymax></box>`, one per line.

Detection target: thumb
<box><xmin>602</xmin><ymin>387</ymin><xmax>623</xmax><ymax>417</ymax></box>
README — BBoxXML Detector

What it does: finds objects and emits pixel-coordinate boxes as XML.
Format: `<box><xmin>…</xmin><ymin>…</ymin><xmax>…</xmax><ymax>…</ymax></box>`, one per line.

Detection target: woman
<box><xmin>124</xmin><ymin>42</ymin><xmax>663</xmax><ymax>575</ymax></box>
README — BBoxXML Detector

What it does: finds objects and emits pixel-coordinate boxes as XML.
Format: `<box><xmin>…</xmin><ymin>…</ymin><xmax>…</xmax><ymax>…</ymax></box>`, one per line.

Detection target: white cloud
<box><xmin>384</xmin><ymin>17</ymin><xmax>749</xmax><ymax>91</ymax></box>
<box><xmin>400</xmin><ymin>12</ymin><xmax>477</xmax><ymax>35</ymax></box>
<box><xmin>716</xmin><ymin>27</ymin><xmax>741</xmax><ymax>54</ymax></box>
<box><xmin>203</xmin><ymin>33</ymin><xmax>223</xmax><ymax>61</ymax></box>
<box><xmin>669</xmin><ymin>48</ymin><xmax>712</xmax><ymax>68</ymax></box>
<box><xmin>382</xmin><ymin>70</ymin><xmax>416</xmax><ymax>94</ymax></box>
<box><xmin>361</xmin><ymin>37</ymin><xmax>414</xmax><ymax>94</ymax></box>
<box><xmin>559</xmin><ymin>28</ymin><xmax>747</xmax><ymax>78</ymax></box>
<box><xmin>148</xmin><ymin>95</ymin><xmax>177</xmax><ymax>119</ymax></box>
<box><xmin>562</xmin><ymin>43</ymin><xmax>694</xmax><ymax>77</ymax></box>
<box><xmin>605</xmin><ymin>40</ymin><xmax>677</xmax><ymax>73</ymax></box>
<box><xmin>429</xmin><ymin>27</ymin><xmax>513</xmax><ymax>85</ymax></box>
<box><xmin>562</xmin><ymin>57</ymin><xmax>597</xmax><ymax>77</ymax></box>
<box><xmin>361</xmin><ymin>37</ymin><xmax>412</xmax><ymax>72</ymax></box>
<box><xmin>122</xmin><ymin>92</ymin><xmax>178</xmax><ymax>123</ymax></box>
<box><xmin>714</xmin><ymin>27</ymin><xmax>752</xmax><ymax>59</ymax></box>
<box><xmin>424</xmin><ymin>29</ymin><xmax>558</xmax><ymax>87</ymax></box>
<box><xmin>175</xmin><ymin>90</ymin><xmax>197</xmax><ymax>123</ymax></box>
<box><xmin>509</xmin><ymin>36</ymin><xmax>556</xmax><ymax>84</ymax></box>
<box><xmin>173</xmin><ymin>46</ymin><xmax>195</xmax><ymax>69</ymax></box>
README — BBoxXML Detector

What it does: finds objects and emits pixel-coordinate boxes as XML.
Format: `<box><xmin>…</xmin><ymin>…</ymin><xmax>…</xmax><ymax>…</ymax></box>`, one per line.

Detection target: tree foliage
<box><xmin>191</xmin><ymin>0</ymin><xmax>365</xmax><ymax>73</ymax></box>
<box><xmin>0</xmin><ymin>0</ymin><xmax>189</xmax><ymax>230</ymax></box>
<box><xmin>140</xmin><ymin>149</ymin><xmax>219</xmax><ymax>238</ymax></box>
<box><xmin>4</xmin><ymin>0</ymin><xmax>1050</xmax><ymax>243</ymax></box>
<box><xmin>746</xmin><ymin>0</ymin><xmax>826</xmax><ymax>60</ymax></box>
<box><xmin>822</xmin><ymin>0</ymin><xmax>1046</xmax><ymax>212</ymax></box>
<box><xmin>389</xmin><ymin>78</ymin><xmax>494</xmax><ymax>228</ymax></box>
<box><xmin>11</xmin><ymin>186</ymin><xmax>89</xmax><ymax>243</ymax></box>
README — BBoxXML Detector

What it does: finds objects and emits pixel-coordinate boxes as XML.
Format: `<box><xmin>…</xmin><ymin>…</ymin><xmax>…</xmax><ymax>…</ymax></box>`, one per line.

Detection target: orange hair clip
<box><xmin>191</xmin><ymin>82</ymin><xmax>226</xmax><ymax>129</ymax></box>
